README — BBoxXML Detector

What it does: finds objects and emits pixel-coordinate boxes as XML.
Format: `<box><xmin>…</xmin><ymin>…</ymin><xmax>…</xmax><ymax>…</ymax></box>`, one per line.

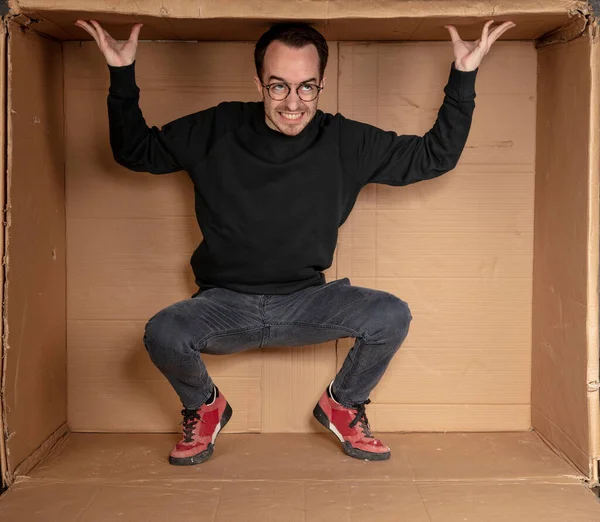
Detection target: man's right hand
<box><xmin>75</xmin><ymin>20</ymin><xmax>143</xmax><ymax>67</ymax></box>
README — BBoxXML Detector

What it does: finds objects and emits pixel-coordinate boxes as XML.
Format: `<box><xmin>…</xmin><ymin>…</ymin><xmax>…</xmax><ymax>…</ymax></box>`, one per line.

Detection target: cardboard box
<box><xmin>0</xmin><ymin>0</ymin><xmax>599</xmax><ymax>518</ymax></box>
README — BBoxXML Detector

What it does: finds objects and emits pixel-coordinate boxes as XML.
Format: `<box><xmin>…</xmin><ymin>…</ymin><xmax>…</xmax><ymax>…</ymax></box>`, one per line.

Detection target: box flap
<box><xmin>5</xmin><ymin>0</ymin><xmax>592</xmax><ymax>41</ymax></box>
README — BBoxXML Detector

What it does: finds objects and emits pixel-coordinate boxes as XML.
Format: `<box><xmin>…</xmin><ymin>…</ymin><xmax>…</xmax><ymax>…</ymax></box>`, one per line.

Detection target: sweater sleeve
<box><xmin>344</xmin><ymin>63</ymin><xmax>477</xmax><ymax>188</ymax></box>
<box><xmin>107</xmin><ymin>62</ymin><xmax>216</xmax><ymax>174</ymax></box>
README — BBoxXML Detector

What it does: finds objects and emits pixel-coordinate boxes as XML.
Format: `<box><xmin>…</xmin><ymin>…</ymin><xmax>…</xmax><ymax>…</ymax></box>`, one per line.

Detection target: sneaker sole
<box><xmin>313</xmin><ymin>403</ymin><xmax>391</xmax><ymax>461</ymax></box>
<box><xmin>168</xmin><ymin>402</ymin><xmax>233</xmax><ymax>466</ymax></box>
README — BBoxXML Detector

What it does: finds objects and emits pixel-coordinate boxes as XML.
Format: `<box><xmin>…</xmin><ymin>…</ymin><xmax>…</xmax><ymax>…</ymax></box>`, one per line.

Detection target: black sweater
<box><xmin>107</xmin><ymin>62</ymin><xmax>477</xmax><ymax>295</ymax></box>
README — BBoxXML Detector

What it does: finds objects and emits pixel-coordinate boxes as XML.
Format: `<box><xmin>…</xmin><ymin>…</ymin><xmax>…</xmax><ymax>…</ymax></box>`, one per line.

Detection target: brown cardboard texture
<box><xmin>533</xmin><ymin>34</ymin><xmax>600</xmax><ymax>482</ymax></box>
<box><xmin>4</xmin><ymin>0</ymin><xmax>593</xmax><ymax>42</ymax></box>
<box><xmin>4</xmin><ymin>23</ymin><xmax>66</xmax><ymax>479</ymax></box>
<box><xmin>0</xmin><ymin>0</ymin><xmax>599</xmax><ymax>518</ymax></box>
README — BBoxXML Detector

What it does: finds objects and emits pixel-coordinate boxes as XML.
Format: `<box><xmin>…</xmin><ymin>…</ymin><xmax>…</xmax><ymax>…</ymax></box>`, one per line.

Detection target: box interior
<box><xmin>1</xmin><ymin>0</ymin><xmax>599</xmax><ymax>503</ymax></box>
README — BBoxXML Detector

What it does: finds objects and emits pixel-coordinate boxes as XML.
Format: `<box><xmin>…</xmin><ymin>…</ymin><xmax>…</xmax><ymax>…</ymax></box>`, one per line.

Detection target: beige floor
<box><xmin>0</xmin><ymin>432</ymin><xmax>599</xmax><ymax>521</ymax></box>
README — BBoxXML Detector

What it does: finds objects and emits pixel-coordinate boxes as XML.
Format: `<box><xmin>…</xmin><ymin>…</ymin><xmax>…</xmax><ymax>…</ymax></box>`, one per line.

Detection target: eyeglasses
<box><xmin>261</xmin><ymin>81</ymin><xmax>323</xmax><ymax>102</ymax></box>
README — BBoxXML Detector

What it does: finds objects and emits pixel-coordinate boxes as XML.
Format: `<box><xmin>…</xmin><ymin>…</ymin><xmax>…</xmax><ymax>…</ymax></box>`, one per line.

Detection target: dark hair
<box><xmin>254</xmin><ymin>23</ymin><xmax>329</xmax><ymax>81</ymax></box>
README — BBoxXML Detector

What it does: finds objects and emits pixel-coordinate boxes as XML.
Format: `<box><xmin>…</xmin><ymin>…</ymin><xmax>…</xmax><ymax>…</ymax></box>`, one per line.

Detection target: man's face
<box><xmin>254</xmin><ymin>41</ymin><xmax>325</xmax><ymax>136</ymax></box>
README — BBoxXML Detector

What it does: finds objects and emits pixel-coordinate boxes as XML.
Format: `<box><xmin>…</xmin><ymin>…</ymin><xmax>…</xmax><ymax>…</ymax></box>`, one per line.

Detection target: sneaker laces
<box><xmin>180</xmin><ymin>408</ymin><xmax>203</xmax><ymax>443</ymax></box>
<box><xmin>348</xmin><ymin>399</ymin><xmax>373</xmax><ymax>438</ymax></box>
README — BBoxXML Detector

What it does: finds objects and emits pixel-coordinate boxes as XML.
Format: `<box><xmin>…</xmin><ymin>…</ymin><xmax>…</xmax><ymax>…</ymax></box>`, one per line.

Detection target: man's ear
<box><xmin>254</xmin><ymin>75</ymin><xmax>263</xmax><ymax>96</ymax></box>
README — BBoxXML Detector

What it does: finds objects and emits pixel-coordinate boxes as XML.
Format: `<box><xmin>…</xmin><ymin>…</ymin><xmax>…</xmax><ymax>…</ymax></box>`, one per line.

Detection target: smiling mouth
<box><xmin>279</xmin><ymin>112</ymin><xmax>304</xmax><ymax>122</ymax></box>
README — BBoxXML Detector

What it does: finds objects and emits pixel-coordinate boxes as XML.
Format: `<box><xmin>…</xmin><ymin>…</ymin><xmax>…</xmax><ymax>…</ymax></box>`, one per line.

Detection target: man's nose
<box><xmin>285</xmin><ymin>88</ymin><xmax>302</xmax><ymax>110</ymax></box>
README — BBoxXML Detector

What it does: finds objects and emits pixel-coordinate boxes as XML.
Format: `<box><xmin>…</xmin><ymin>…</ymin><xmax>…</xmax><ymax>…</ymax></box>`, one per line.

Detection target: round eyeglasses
<box><xmin>261</xmin><ymin>81</ymin><xmax>323</xmax><ymax>102</ymax></box>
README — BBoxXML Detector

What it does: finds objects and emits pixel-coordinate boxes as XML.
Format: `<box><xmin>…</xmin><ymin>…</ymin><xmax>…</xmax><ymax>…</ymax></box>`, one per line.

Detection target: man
<box><xmin>75</xmin><ymin>19</ymin><xmax>514</xmax><ymax>466</ymax></box>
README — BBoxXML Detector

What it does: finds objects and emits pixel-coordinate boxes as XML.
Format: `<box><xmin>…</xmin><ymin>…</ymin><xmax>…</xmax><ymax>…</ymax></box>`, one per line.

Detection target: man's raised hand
<box><xmin>75</xmin><ymin>20</ymin><xmax>143</xmax><ymax>67</ymax></box>
<box><xmin>445</xmin><ymin>20</ymin><xmax>516</xmax><ymax>72</ymax></box>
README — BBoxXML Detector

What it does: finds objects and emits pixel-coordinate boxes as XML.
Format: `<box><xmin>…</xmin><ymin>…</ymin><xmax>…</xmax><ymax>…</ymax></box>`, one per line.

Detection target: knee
<box><xmin>367</xmin><ymin>293</ymin><xmax>412</xmax><ymax>343</ymax></box>
<box><xmin>143</xmin><ymin>306</ymin><xmax>193</xmax><ymax>365</ymax></box>
<box><xmin>382</xmin><ymin>293</ymin><xmax>412</xmax><ymax>328</ymax></box>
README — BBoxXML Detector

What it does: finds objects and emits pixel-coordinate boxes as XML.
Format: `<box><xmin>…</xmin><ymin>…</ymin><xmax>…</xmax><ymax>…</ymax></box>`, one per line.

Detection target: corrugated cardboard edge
<box><xmin>1</xmin><ymin>17</ymin><xmax>13</xmax><ymax>489</ymax></box>
<box><xmin>0</xmin><ymin>20</ymin><xmax>6</xmax><ymax>491</ymax></box>
<box><xmin>588</xmin><ymin>24</ymin><xmax>600</xmax><ymax>486</ymax></box>
<box><xmin>5</xmin><ymin>0</ymin><xmax>593</xmax><ymax>20</ymax></box>
<box><xmin>1</xmin><ymin>18</ymin><xmax>13</xmax><ymax>488</ymax></box>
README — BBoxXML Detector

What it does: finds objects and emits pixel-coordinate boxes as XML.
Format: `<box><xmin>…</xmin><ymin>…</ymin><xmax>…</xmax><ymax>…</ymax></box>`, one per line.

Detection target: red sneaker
<box><xmin>313</xmin><ymin>382</ymin><xmax>390</xmax><ymax>461</ymax></box>
<box><xmin>169</xmin><ymin>387</ymin><xmax>232</xmax><ymax>466</ymax></box>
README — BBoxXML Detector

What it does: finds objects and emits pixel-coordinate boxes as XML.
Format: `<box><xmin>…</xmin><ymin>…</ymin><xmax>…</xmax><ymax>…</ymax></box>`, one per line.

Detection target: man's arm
<box><xmin>107</xmin><ymin>62</ymin><xmax>194</xmax><ymax>174</ymax></box>
<box><xmin>346</xmin><ymin>64</ymin><xmax>476</xmax><ymax>188</ymax></box>
<box><xmin>345</xmin><ymin>20</ymin><xmax>515</xmax><ymax>189</ymax></box>
<box><xmin>76</xmin><ymin>20</ymin><xmax>194</xmax><ymax>174</ymax></box>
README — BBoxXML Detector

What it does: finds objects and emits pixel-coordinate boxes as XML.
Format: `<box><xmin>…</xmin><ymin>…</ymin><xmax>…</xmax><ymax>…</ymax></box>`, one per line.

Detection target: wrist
<box><xmin>446</xmin><ymin>62</ymin><xmax>477</xmax><ymax>100</ymax></box>
<box><xmin>107</xmin><ymin>58</ymin><xmax>134</xmax><ymax>68</ymax></box>
<box><xmin>454</xmin><ymin>61</ymin><xmax>476</xmax><ymax>72</ymax></box>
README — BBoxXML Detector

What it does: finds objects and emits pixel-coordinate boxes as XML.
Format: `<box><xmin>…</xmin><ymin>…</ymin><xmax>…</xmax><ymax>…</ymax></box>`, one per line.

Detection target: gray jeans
<box><xmin>143</xmin><ymin>277</ymin><xmax>412</xmax><ymax>409</ymax></box>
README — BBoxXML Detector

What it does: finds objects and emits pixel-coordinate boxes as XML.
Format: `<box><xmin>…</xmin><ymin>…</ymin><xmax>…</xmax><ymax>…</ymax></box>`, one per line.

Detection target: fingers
<box><xmin>444</xmin><ymin>25</ymin><xmax>461</xmax><ymax>43</ymax></box>
<box><xmin>89</xmin><ymin>20</ymin><xmax>109</xmax><ymax>48</ymax></box>
<box><xmin>74</xmin><ymin>20</ymin><xmax>101</xmax><ymax>47</ymax></box>
<box><xmin>477</xmin><ymin>20</ymin><xmax>515</xmax><ymax>52</ymax></box>
<box><xmin>480</xmin><ymin>20</ymin><xmax>494</xmax><ymax>48</ymax></box>
<box><xmin>129</xmin><ymin>23</ymin><xmax>143</xmax><ymax>43</ymax></box>
<box><xmin>488</xmin><ymin>21</ymin><xmax>516</xmax><ymax>45</ymax></box>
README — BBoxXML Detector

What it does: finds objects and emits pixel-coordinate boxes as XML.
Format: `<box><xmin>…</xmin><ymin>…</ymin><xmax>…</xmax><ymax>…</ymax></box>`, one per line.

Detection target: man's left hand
<box><xmin>445</xmin><ymin>20</ymin><xmax>516</xmax><ymax>72</ymax></box>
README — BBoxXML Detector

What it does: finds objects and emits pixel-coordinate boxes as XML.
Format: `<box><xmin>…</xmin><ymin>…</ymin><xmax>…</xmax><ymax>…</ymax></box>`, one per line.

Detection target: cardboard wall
<box><xmin>337</xmin><ymin>42</ymin><xmax>536</xmax><ymax>431</ymax></box>
<box><xmin>65</xmin><ymin>40</ymin><xmax>536</xmax><ymax>433</ymax></box>
<box><xmin>532</xmin><ymin>35</ymin><xmax>599</xmax><ymax>476</ymax></box>
<box><xmin>5</xmin><ymin>26</ymin><xmax>66</xmax><ymax>472</ymax></box>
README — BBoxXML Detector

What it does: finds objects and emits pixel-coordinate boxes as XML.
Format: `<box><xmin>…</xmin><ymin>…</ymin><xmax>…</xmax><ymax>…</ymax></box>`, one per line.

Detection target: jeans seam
<box><xmin>193</xmin><ymin>326</ymin><xmax>265</xmax><ymax>352</ymax></box>
<box><xmin>259</xmin><ymin>295</ymin><xmax>270</xmax><ymax>348</ymax></box>
<box><xmin>335</xmin><ymin>336</ymin><xmax>365</xmax><ymax>404</ymax></box>
<box><xmin>268</xmin><ymin>321</ymin><xmax>362</xmax><ymax>339</ymax></box>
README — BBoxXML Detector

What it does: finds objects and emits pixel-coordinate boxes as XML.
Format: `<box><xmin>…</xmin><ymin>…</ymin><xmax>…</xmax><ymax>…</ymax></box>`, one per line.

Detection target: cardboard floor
<box><xmin>0</xmin><ymin>432</ymin><xmax>599</xmax><ymax>520</ymax></box>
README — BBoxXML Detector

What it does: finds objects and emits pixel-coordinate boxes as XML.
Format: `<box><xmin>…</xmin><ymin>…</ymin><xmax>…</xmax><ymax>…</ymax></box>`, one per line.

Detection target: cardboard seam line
<box><xmin>12</xmin><ymin>423</ymin><xmax>69</xmax><ymax>480</ymax></box>
<box><xmin>534</xmin><ymin>423</ymin><xmax>598</xmax><ymax>488</ymax></box>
